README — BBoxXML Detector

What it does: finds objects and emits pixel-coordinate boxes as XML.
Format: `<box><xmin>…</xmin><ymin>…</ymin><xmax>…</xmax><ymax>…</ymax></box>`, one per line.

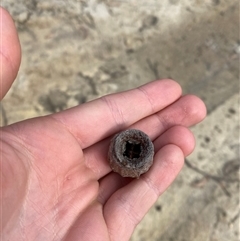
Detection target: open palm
<box><xmin>1</xmin><ymin>8</ymin><xmax>206</xmax><ymax>241</ymax></box>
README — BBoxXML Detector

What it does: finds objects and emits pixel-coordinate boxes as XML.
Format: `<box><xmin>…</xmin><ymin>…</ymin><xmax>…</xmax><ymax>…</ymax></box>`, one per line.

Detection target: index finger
<box><xmin>51</xmin><ymin>79</ymin><xmax>182</xmax><ymax>149</ymax></box>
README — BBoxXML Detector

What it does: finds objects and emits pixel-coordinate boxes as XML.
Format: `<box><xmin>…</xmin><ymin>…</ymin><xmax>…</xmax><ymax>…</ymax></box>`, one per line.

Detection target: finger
<box><xmin>130</xmin><ymin>94</ymin><xmax>206</xmax><ymax>141</ymax></box>
<box><xmin>51</xmin><ymin>79</ymin><xmax>182</xmax><ymax>149</ymax></box>
<box><xmin>84</xmin><ymin>95</ymin><xmax>205</xmax><ymax>179</ymax></box>
<box><xmin>0</xmin><ymin>7</ymin><xmax>21</xmax><ymax>100</ymax></box>
<box><xmin>98</xmin><ymin>172</ymin><xmax>131</xmax><ymax>205</ymax></box>
<box><xmin>97</xmin><ymin>126</ymin><xmax>193</xmax><ymax>205</ymax></box>
<box><xmin>154</xmin><ymin>125</ymin><xmax>195</xmax><ymax>155</ymax></box>
<box><xmin>103</xmin><ymin>144</ymin><xmax>184</xmax><ymax>241</ymax></box>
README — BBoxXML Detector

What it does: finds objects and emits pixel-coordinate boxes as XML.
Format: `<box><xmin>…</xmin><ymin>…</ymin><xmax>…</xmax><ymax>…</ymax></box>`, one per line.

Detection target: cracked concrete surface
<box><xmin>1</xmin><ymin>0</ymin><xmax>239</xmax><ymax>240</ymax></box>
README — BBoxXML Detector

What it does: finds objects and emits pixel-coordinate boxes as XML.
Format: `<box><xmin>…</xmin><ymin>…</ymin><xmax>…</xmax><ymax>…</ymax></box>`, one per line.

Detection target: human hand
<box><xmin>0</xmin><ymin>7</ymin><xmax>206</xmax><ymax>241</ymax></box>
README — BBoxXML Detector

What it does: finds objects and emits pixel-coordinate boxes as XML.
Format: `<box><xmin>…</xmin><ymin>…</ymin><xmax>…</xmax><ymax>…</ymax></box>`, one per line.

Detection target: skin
<box><xmin>0</xmin><ymin>7</ymin><xmax>206</xmax><ymax>241</ymax></box>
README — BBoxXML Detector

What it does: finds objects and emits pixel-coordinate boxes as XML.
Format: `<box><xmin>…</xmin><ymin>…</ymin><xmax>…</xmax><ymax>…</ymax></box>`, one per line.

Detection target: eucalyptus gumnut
<box><xmin>108</xmin><ymin>129</ymin><xmax>154</xmax><ymax>178</ymax></box>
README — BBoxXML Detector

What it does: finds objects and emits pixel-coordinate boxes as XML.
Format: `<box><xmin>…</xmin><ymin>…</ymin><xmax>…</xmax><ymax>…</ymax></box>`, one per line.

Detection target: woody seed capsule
<box><xmin>108</xmin><ymin>129</ymin><xmax>154</xmax><ymax>178</ymax></box>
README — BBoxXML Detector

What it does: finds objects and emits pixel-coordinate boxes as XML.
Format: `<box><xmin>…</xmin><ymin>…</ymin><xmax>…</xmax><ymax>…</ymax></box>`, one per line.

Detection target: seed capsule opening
<box><xmin>123</xmin><ymin>141</ymin><xmax>141</xmax><ymax>159</ymax></box>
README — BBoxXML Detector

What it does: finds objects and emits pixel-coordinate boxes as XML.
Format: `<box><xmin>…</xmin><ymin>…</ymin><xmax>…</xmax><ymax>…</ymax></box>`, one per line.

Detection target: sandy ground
<box><xmin>1</xmin><ymin>0</ymin><xmax>239</xmax><ymax>240</ymax></box>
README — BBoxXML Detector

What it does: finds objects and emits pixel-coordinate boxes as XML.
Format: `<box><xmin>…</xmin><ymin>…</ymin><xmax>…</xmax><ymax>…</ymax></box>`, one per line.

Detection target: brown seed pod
<box><xmin>108</xmin><ymin>129</ymin><xmax>154</xmax><ymax>178</ymax></box>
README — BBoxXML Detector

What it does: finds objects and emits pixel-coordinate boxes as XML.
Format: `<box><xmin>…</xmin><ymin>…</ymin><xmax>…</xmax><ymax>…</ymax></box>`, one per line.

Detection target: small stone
<box><xmin>17</xmin><ymin>11</ymin><xmax>30</xmax><ymax>24</ymax></box>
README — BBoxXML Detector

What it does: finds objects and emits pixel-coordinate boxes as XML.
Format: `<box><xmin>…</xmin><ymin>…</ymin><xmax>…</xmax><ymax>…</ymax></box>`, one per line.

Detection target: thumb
<box><xmin>0</xmin><ymin>7</ymin><xmax>21</xmax><ymax>100</ymax></box>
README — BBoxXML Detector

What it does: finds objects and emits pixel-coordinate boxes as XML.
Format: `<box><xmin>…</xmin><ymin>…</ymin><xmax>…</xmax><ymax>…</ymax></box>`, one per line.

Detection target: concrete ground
<box><xmin>1</xmin><ymin>0</ymin><xmax>239</xmax><ymax>240</ymax></box>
